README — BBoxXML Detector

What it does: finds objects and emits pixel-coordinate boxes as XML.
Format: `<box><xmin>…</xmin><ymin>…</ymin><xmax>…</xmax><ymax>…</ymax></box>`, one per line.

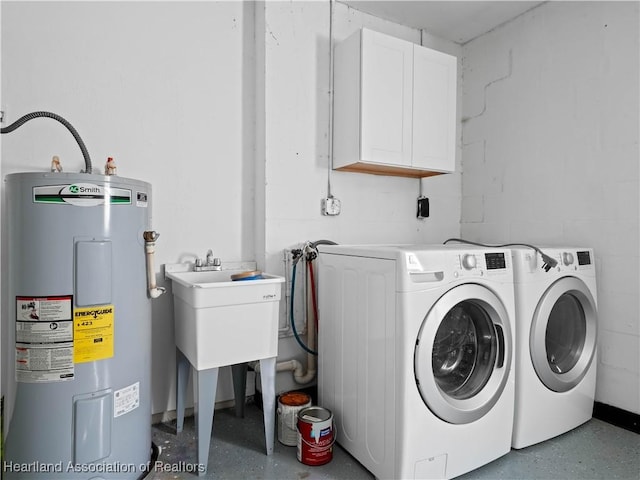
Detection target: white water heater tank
<box><xmin>3</xmin><ymin>172</ymin><xmax>153</xmax><ymax>479</ymax></box>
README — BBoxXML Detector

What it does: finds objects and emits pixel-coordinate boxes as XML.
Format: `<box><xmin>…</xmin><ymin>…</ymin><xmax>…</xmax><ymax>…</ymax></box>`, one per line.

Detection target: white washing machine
<box><xmin>317</xmin><ymin>244</ymin><xmax>516</xmax><ymax>480</ymax></box>
<box><xmin>510</xmin><ymin>246</ymin><xmax>598</xmax><ymax>449</ymax></box>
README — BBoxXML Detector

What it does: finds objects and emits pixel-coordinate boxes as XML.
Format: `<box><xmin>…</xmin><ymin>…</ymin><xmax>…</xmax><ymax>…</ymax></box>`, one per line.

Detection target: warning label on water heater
<box><xmin>73</xmin><ymin>305</ymin><xmax>115</xmax><ymax>363</ymax></box>
<box><xmin>114</xmin><ymin>382</ymin><xmax>140</xmax><ymax>417</ymax></box>
<box><xmin>15</xmin><ymin>296</ymin><xmax>75</xmax><ymax>383</ymax></box>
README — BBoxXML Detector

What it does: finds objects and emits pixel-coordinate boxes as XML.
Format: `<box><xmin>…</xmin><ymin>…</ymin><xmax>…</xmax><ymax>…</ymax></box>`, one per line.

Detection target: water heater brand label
<box><xmin>33</xmin><ymin>184</ymin><xmax>132</xmax><ymax>206</ymax></box>
<box><xmin>15</xmin><ymin>296</ymin><xmax>75</xmax><ymax>383</ymax></box>
<box><xmin>73</xmin><ymin>305</ymin><xmax>115</xmax><ymax>363</ymax></box>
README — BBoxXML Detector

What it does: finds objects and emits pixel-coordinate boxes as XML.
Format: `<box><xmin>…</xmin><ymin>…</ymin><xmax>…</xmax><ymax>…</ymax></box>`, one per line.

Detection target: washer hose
<box><xmin>1</xmin><ymin>111</ymin><xmax>93</xmax><ymax>173</ymax></box>
<box><xmin>290</xmin><ymin>261</ymin><xmax>317</xmax><ymax>355</ymax></box>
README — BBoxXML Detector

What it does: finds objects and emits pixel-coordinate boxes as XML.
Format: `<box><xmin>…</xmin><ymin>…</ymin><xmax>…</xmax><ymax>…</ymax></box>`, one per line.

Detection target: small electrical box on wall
<box><xmin>322</xmin><ymin>196</ymin><xmax>341</xmax><ymax>216</ymax></box>
<box><xmin>417</xmin><ymin>196</ymin><xmax>429</xmax><ymax>219</ymax></box>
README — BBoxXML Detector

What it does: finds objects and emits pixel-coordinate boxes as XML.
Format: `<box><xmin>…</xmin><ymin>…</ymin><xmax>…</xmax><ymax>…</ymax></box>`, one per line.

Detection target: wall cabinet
<box><xmin>333</xmin><ymin>28</ymin><xmax>457</xmax><ymax>178</ymax></box>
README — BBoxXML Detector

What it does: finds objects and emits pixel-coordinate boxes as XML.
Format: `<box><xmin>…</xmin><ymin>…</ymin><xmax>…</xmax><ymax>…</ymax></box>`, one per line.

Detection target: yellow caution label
<box><xmin>73</xmin><ymin>305</ymin><xmax>114</xmax><ymax>363</ymax></box>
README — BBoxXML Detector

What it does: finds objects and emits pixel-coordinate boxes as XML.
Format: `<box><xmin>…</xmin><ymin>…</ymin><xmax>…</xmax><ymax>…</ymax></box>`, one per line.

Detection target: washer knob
<box><xmin>562</xmin><ymin>252</ymin><xmax>574</xmax><ymax>266</ymax></box>
<box><xmin>462</xmin><ymin>254</ymin><xmax>477</xmax><ymax>270</ymax></box>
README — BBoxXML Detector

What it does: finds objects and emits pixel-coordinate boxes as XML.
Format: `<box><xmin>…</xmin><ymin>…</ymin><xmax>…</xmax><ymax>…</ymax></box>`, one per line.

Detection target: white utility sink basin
<box><xmin>167</xmin><ymin>269</ymin><xmax>284</xmax><ymax>308</ymax></box>
<box><xmin>165</xmin><ymin>264</ymin><xmax>285</xmax><ymax>370</ymax></box>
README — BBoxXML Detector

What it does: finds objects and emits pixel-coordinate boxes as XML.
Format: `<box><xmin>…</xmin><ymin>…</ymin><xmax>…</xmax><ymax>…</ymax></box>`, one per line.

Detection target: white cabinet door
<box><xmin>333</xmin><ymin>28</ymin><xmax>457</xmax><ymax>178</ymax></box>
<box><xmin>412</xmin><ymin>45</ymin><xmax>457</xmax><ymax>172</ymax></box>
<box><xmin>360</xmin><ymin>29</ymin><xmax>413</xmax><ymax>167</ymax></box>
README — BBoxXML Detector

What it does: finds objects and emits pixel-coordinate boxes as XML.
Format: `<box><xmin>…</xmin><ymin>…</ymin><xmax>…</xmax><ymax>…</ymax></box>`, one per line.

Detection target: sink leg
<box><xmin>231</xmin><ymin>363</ymin><xmax>248</xmax><ymax>418</ymax></box>
<box><xmin>259</xmin><ymin>357</ymin><xmax>276</xmax><ymax>455</ymax></box>
<box><xmin>176</xmin><ymin>348</ymin><xmax>191</xmax><ymax>433</ymax></box>
<box><xmin>195</xmin><ymin>367</ymin><xmax>219</xmax><ymax>476</ymax></box>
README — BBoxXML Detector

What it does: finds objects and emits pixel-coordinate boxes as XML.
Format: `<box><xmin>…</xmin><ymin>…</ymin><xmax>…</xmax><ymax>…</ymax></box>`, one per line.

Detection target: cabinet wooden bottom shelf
<box><xmin>335</xmin><ymin>162</ymin><xmax>448</xmax><ymax>179</ymax></box>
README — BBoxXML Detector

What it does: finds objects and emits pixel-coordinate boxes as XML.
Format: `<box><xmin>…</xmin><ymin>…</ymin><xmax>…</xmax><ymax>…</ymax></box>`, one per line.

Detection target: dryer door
<box><xmin>414</xmin><ymin>284</ymin><xmax>513</xmax><ymax>424</ymax></box>
<box><xmin>530</xmin><ymin>277</ymin><xmax>597</xmax><ymax>392</ymax></box>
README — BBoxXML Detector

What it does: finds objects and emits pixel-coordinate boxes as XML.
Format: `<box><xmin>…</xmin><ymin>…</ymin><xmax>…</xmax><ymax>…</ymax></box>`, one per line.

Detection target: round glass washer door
<box><xmin>414</xmin><ymin>284</ymin><xmax>512</xmax><ymax>424</ymax></box>
<box><xmin>530</xmin><ymin>277</ymin><xmax>597</xmax><ymax>393</ymax></box>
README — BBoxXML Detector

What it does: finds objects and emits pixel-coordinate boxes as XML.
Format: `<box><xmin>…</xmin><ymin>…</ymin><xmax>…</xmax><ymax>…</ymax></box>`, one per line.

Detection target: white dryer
<box><xmin>510</xmin><ymin>246</ymin><xmax>598</xmax><ymax>449</ymax></box>
<box><xmin>317</xmin><ymin>245</ymin><xmax>516</xmax><ymax>480</ymax></box>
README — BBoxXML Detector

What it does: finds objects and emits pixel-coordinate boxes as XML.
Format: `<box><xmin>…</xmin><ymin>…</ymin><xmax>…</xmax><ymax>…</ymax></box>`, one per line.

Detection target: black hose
<box><xmin>310</xmin><ymin>239</ymin><xmax>338</xmax><ymax>248</ymax></box>
<box><xmin>444</xmin><ymin>238</ymin><xmax>543</xmax><ymax>255</ymax></box>
<box><xmin>290</xmin><ymin>261</ymin><xmax>317</xmax><ymax>355</ymax></box>
<box><xmin>1</xmin><ymin>111</ymin><xmax>92</xmax><ymax>173</ymax></box>
<box><xmin>288</xmin><ymin>239</ymin><xmax>337</xmax><ymax>356</ymax></box>
<box><xmin>444</xmin><ymin>238</ymin><xmax>559</xmax><ymax>271</ymax></box>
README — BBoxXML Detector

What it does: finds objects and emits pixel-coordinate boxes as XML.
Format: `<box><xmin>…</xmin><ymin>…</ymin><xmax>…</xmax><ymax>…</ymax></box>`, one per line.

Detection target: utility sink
<box><xmin>165</xmin><ymin>263</ymin><xmax>285</xmax><ymax>370</ymax></box>
<box><xmin>167</xmin><ymin>269</ymin><xmax>284</xmax><ymax>308</ymax></box>
<box><xmin>166</xmin><ymin>262</ymin><xmax>283</xmax><ymax>474</ymax></box>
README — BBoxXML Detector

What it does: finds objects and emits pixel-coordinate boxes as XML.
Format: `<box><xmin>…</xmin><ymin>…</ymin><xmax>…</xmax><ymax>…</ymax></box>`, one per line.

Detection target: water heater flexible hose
<box><xmin>1</xmin><ymin>111</ymin><xmax>93</xmax><ymax>173</ymax></box>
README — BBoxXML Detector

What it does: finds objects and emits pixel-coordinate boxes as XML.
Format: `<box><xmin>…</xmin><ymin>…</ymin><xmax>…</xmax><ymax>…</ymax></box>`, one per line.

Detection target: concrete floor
<box><xmin>149</xmin><ymin>400</ymin><xmax>639</xmax><ymax>480</ymax></box>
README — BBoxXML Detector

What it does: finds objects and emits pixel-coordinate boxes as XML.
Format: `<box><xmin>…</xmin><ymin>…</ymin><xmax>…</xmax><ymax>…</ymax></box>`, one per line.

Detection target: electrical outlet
<box><xmin>321</xmin><ymin>197</ymin><xmax>341</xmax><ymax>216</ymax></box>
<box><xmin>417</xmin><ymin>196</ymin><xmax>429</xmax><ymax>219</ymax></box>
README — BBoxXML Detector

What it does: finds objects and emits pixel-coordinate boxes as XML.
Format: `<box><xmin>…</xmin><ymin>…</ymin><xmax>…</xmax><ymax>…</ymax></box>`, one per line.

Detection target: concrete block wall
<box><xmin>461</xmin><ymin>1</ymin><xmax>639</xmax><ymax>413</ymax></box>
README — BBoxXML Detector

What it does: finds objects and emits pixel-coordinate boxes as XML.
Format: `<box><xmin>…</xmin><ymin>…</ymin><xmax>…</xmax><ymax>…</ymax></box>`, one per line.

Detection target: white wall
<box><xmin>461</xmin><ymin>1</ymin><xmax>640</xmax><ymax>413</ymax></box>
<box><xmin>258</xmin><ymin>1</ymin><xmax>462</xmax><ymax>393</ymax></box>
<box><xmin>262</xmin><ymin>1</ymin><xmax>461</xmax><ymax>270</ymax></box>
<box><xmin>1</xmin><ymin>1</ymin><xmax>255</xmax><ymax>414</ymax></box>
<box><xmin>2</xmin><ymin>1</ymin><xmax>461</xmax><ymax>411</ymax></box>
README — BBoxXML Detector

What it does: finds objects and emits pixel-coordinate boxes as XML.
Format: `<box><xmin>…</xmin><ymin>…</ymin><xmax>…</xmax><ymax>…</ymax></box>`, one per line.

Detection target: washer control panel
<box><xmin>485</xmin><ymin>252</ymin><xmax>507</xmax><ymax>270</ymax></box>
<box><xmin>454</xmin><ymin>251</ymin><xmax>509</xmax><ymax>277</ymax></box>
<box><xmin>461</xmin><ymin>253</ymin><xmax>477</xmax><ymax>270</ymax></box>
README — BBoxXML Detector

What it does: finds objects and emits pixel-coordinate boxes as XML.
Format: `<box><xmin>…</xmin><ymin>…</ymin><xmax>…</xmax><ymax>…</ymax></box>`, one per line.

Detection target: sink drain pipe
<box><xmin>255</xmin><ymin>358</ymin><xmax>315</xmax><ymax>385</ymax></box>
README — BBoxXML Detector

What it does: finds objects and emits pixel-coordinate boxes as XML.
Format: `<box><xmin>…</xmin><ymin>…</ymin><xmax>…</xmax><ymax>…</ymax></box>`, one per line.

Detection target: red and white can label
<box><xmin>296</xmin><ymin>407</ymin><xmax>334</xmax><ymax>466</ymax></box>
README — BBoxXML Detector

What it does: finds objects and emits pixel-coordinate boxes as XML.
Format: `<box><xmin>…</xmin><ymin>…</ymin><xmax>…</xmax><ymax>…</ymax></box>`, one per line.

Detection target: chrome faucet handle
<box><xmin>193</xmin><ymin>250</ymin><xmax>221</xmax><ymax>271</ymax></box>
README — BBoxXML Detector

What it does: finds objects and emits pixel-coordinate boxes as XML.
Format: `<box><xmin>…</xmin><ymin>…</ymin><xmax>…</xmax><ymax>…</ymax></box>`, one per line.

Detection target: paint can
<box><xmin>296</xmin><ymin>406</ymin><xmax>335</xmax><ymax>466</ymax></box>
<box><xmin>277</xmin><ymin>391</ymin><xmax>312</xmax><ymax>446</ymax></box>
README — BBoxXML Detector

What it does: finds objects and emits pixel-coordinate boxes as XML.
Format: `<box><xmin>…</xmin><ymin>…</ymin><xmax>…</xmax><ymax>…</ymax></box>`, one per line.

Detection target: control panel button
<box><xmin>562</xmin><ymin>252</ymin><xmax>574</xmax><ymax>266</ymax></box>
<box><xmin>462</xmin><ymin>254</ymin><xmax>477</xmax><ymax>270</ymax></box>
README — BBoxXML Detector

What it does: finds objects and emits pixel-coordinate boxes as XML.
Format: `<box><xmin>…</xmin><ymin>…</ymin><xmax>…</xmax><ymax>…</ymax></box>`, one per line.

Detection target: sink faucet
<box><xmin>194</xmin><ymin>249</ymin><xmax>222</xmax><ymax>271</ymax></box>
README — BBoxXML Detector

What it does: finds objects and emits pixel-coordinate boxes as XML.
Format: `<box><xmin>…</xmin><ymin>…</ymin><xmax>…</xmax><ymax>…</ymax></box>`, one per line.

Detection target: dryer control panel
<box><xmin>511</xmin><ymin>247</ymin><xmax>596</xmax><ymax>282</ymax></box>
<box><xmin>577</xmin><ymin>250</ymin><xmax>591</xmax><ymax>266</ymax></box>
<box><xmin>547</xmin><ymin>249</ymin><xmax>595</xmax><ymax>273</ymax></box>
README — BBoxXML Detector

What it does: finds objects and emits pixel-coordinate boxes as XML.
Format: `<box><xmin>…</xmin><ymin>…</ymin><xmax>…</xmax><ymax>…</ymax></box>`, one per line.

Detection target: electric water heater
<box><xmin>3</xmin><ymin>172</ymin><xmax>153</xmax><ymax>479</ymax></box>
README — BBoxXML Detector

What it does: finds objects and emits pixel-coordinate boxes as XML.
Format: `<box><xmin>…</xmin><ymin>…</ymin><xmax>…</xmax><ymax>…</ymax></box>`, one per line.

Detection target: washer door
<box><xmin>414</xmin><ymin>284</ymin><xmax>512</xmax><ymax>424</ymax></box>
<box><xmin>530</xmin><ymin>277</ymin><xmax>597</xmax><ymax>392</ymax></box>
